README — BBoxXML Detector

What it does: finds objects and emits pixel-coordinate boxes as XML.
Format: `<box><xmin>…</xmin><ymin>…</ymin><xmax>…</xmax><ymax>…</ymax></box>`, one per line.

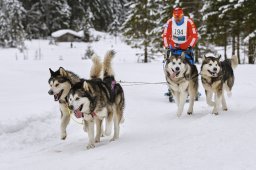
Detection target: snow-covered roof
<box><xmin>77</xmin><ymin>30</ymin><xmax>84</xmax><ymax>37</ymax></box>
<box><xmin>51</xmin><ymin>29</ymin><xmax>83</xmax><ymax>38</ymax></box>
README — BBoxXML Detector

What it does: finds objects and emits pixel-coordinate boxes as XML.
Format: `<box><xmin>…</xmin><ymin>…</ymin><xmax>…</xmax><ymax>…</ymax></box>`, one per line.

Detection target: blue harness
<box><xmin>170</xmin><ymin>49</ymin><xmax>194</xmax><ymax>65</ymax></box>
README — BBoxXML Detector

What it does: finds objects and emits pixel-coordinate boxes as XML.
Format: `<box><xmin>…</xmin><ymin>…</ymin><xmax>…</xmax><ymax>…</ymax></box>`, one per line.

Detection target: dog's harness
<box><xmin>201</xmin><ymin>73</ymin><xmax>223</xmax><ymax>85</ymax></box>
<box><xmin>111</xmin><ymin>80</ymin><xmax>116</xmax><ymax>93</ymax></box>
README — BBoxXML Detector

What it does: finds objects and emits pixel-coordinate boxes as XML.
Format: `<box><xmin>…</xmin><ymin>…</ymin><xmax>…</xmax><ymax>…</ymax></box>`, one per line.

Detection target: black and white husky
<box><xmin>67</xmin><ymin>50</ymin><xmax>125</xmax><ymax>149</ymax></box>
<box><xmin>201</xmin><ymin>54</ymin><xmax>238</xmax><ymax>115</ymax></box>
<box><xmin>164</xmin><ymin>51</ymin><xmax>199</xmax><ymax>117</ymax></box>
<box><xmin>48</xmin><ymin>67</ymin><xmax>80</xmax><ymax>140</ymax></box>
<box><xmin>48</xmin><ymin>54</ymin><xmax>103</xmax><ymax>140</ymax></box>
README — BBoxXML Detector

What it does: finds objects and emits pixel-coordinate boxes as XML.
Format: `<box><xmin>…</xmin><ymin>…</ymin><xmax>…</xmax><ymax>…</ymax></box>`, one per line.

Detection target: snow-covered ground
<box><xmin>1</xmin><ymin>33</ymin><xmax>256</xmax><ymax>170</ymax></box>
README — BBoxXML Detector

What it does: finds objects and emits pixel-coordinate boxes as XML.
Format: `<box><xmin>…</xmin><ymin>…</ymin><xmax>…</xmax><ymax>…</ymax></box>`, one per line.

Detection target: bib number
<box><xmin>174</xmin><ymin>29</ymin><xmax>184</xmax><ymax>35</ymax></box>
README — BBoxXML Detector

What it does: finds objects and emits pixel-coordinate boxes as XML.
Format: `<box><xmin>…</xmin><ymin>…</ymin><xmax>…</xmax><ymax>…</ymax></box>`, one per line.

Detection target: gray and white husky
<box><xmin>164</xmin><ymin>52</ymin><xmax>199</xmax><ymax>117</ymax></box>
<box><xmin>67</xmin><ymin>50</ymin><xmax>125</xmax><ymax>149</ymax></box>
<box><xmin>201</xmin><ymin>54</ymin><xmax>238</xmax><ymax>115</ymax></box>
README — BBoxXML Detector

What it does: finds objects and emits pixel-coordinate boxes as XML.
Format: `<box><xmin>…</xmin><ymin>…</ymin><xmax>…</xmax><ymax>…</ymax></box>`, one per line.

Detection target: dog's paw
<box><xmin>110</xmin><ymin>137</ymin><xmax>119</xmax><ymax>142</ymax></box>
<box><xmin>176</xmin><ymin>112</ymin><xmax>182</xmax><ymax>118</ymax></box>
<box><xmin>187</xmin><ymin>112</ymin><xmax>192</xmax><ymax>115</ymax></box>
<box><xmin>61</xmin><ymin>132</ymin><xmax>67</xmax><ymax>140</ymax></box>
<box><xmin>86</xmin><ymin>143</ymin><xmax>95</xmax><ymax>149</ymax></box>
<box><xmin>212</xmin><ymin>112</ymin><xmax>219</xmax><ymax>115</ymax></box>
<box><xmin>222</xmin><ymin>107</ymin><xmax>228</xmax><ymax>111</ymax></box>
<box><xmin>95</xmin><ymin>137</ymin><xmax>100</xmax><ymax>143</ymax></box>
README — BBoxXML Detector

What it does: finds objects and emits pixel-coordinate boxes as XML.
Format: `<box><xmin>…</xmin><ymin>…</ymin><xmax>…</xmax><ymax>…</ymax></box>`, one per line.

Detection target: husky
<box><xmin>48</xmin><ymin>54</ymin><xmax>109</xmax><ymax>142</ymax></box>
<box><xmin>67</xmin><ymin>50</ymin><xmax>125</xmax><ymax>149</ymax></box>
<box><xmin>164</xmin><ymin>51</ymin><xmax>199</xmax><ymax>117</ymax></box>
<box><xmin>48</xmin><ymin>67</ymin><xmax>81</xmax><ymax>140</ymax></box>
<box><xmin>201</xmin><ymin>54</ymin><xmax>238</xmax><ymax>115</ymax></box>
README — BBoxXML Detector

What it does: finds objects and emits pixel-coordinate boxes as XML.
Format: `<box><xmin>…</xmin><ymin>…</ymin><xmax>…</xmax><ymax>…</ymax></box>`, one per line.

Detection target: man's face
<box><xmin>174</xmin><ymin>14</ymin><xmax>183</xmax><ymax>23</ymax></box>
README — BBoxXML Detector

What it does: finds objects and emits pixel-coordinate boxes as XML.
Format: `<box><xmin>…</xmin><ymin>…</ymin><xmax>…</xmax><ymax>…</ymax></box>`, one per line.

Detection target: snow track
<box><xmin>1</xmin><ymin>38</ymin><xmax>256</xmax><ymax>170</ymax></box>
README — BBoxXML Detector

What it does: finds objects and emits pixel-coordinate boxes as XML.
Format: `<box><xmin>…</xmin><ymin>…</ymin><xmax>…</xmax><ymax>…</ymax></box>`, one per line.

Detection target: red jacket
<box><xmin>163</xmin><ymin>16</ymin><xmax>198</xmax><ymax>50</ymax></box>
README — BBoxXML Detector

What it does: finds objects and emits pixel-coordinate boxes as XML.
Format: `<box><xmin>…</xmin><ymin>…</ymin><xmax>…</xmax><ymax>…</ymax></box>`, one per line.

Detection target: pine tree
<box><xmin>108</xmin><ymin>0</ymin><xmax>127</xmax><ymax>34</ymax></box>
<box><xmin>0</xmin><ymin>0</ymin><xmax>26</xmax><ymax>47</ymax></box>
<box><xmin>40</xmin><ymin>0</ymin><xmax>71</xmax><ymax>35</ymax></box>
<box><xmin>0</xmin><ymin>9</ymin><xmax>10</xmax><ymax>47</ymax></box>
<box><xmin>239</xmin><ymin>0</ymin><xmax>256</xmax><ymax>64</ymax></box>
<box><xmin>122</xmin><ymin>0</ymin><xmax>163</xmax><ymax>63</ymax></box>
<box><xmin>24</xmin><ymin>2</ymin><xmax>46</xmax><ymax>38</ymax></box>
<box><xmin>67</xmin><ymin>0</ymin><xmax>87</xmax><ymax>31</ymax></box>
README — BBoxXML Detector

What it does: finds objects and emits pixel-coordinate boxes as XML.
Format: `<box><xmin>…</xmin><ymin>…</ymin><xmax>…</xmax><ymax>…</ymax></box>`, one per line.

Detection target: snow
<box><xmin>244</xmin><ymin>30</ymin><xmax>256</xmax><ymax>43</ymax></box>
<box><xmin>51</xmin><ymin>29</ymin><xmax>83</xmax><ymax>38</ymax></box>
<box><xmin>202</xmin><ymin>11</ymin><xmax>218</xmax><ymax>21</ymax></box>
<box><xmin>1</xmin><ymin>33</ymin><xmax>256</xmax><ymax>170</ymax></box>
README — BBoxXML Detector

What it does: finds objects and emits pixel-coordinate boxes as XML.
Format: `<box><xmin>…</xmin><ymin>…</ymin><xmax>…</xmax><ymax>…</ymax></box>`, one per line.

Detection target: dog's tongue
<box><xmin>74</xmin><ymin>109</ymin><xmax>83</xmax><ymax>118</ymax></box>
<box><xmin>171</xmin><ymin>72</ymin><xmax>177</xmax><ymax>79</ymax></box>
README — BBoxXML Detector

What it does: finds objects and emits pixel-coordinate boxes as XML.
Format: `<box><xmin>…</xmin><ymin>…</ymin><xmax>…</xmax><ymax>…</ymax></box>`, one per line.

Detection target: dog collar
<box><xmin>91</xmin><ymin>112</ymin><xmax>97</xmax><ymax>117</ymax></box>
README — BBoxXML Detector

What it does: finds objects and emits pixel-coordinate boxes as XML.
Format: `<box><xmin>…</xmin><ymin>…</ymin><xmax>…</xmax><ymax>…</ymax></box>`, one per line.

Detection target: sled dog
<box><xmin>67</xmin><ymin>50</ymin><xmax>125</xmax><ymax>149</ymax></box>
<box><xmin>164</xmin><ymin>51</ymin><xmax>199</xmax><ymax>117</ymax></box>
<box><xmin>48</xmin><ymin>54</ymin><xmax>109</xmax><ymax>141</ymax></box>
<box><xmin>201</xmin><ymin>54</ymin><xmax>238</xmax><ymax>115</ymax></box>
<box><xmin>48</xmin><ymin>66</ymin><xmax>81</xmax><ymax>140</ymax></box>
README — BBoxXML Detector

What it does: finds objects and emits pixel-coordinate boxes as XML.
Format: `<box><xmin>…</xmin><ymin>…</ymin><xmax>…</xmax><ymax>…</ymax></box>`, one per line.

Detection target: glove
<box><xmin>169</xmin><ymin>44</ymin><xmax>180</xmax><ymax>49</ymax></box>
<box><xmin>169</xmin><ymin>45</ymin><xmax>174</xmax><ymax>50</ymax></box>
<box><xmin>174</xmin><ymin>43</ymin><xmax>180</xmax><ymax>48</ymax></box>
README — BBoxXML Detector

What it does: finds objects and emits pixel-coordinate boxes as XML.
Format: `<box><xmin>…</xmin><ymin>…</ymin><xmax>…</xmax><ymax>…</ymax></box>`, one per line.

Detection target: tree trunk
<box><xmin>248</xmin><ymin>38</ymin><xmax>255</xmax><ymax>64</ymax></box>
<box><xmin>144</xmin><ymin>44</ymin><xmax>148</xmax><ymax>63</ymax></box>
<box><xmin>224</xmin><ymin>35</ymin><xmax>227</xmax><ymax>60</ymax></box>
<box><xmin>232</xmin><ymin>34</ymin><xmax>236</xmax><ymax>55</ymax></box>
<box><xmin>236</xmin><ymin>35</ymin><xmax>241</xmax><ymax>64</ymax></box>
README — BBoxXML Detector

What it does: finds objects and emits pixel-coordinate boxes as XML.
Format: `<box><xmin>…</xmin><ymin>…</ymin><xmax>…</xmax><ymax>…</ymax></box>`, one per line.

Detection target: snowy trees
<box><xmin>0</xmin><ymin>0</ymin><xmax>26</xmax><ymax>47</ymax></box>
<box><xmin>122</xmin><ymin>0</ymin><xmax>163</xmax><ymax>63</ymax></box>
<box><xmin>40</xmin><ymin>0</ymin><xmax>71</xmax><ymax>35</ymax></box>
<box><xmin>201</xmin><ymin>0</ymin><xmax>256</xmax><ymax>64</ymax></box>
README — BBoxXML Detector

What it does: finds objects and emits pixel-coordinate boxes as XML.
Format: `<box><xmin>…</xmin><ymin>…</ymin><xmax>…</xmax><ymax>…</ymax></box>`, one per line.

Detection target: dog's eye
<box><xmin>179</xmin><ymin>62</ymin><xmax>181</xmax><ymax>65</ymax></box>
<box><xmin>172</xmin><ymin>62</ymin><xmax>175</xmax><ymax>65</ymax></box>
<box><xmin>75</xmin><ymin>97</ymin><xmax>80</xmax><ymax>101</ymax></box>
<box><xmin>209</xmin><ymin>64</ymin><xmax>212</xmax><ymax>66</ymax></box>
<box><xmin>55</xmin><ymin>84</ymin><xmax>59</xmax><ymax>87</ymax></box>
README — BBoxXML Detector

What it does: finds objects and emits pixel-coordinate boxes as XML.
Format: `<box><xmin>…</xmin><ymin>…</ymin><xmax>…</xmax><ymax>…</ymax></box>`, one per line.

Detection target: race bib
<box><xmin>172</xmin><ymin>17</ymin><xmax>188</xmax><ymax>44</ymax></box>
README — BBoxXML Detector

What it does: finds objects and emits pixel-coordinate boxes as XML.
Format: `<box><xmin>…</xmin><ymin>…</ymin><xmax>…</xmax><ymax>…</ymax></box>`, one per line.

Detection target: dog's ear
<box><xmin>202</xmin><ymin>55</ymin><xmax>207</xmax><ymax>61</ymax></box>
<box><xmin>59</xmin><ymin>67</ymin><xmax>68</xmax><ymax>77</ymax></box>
<box><xmin>181</xmin><ymin>52</ymin><xmax>186</xmax><ymax>61</ymax></box>
<box><xmin>49</xmin><ymin>68</ymin><xmax>54</xmax><ymax>75</ymax></box>
<box><xmin>83</xmin><ymin>81</ymin><xmax>90</xmax><ymax>91</ymax></box>
<box><xmin>218</xmin><ymin>54</ymin><xmax>221</xmax><ymax>60</ymax></box>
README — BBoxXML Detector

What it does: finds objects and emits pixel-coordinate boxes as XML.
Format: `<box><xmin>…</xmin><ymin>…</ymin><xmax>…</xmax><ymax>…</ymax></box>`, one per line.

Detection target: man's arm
<box><xmin>163</xmin><ymin>19</ymin><xmax>176</xmax><ymax>48</ymax></box>
<box><xmin>179</xmin><ymin>18</ymin><xmax>198</xmax><ymax>50</ymax></box>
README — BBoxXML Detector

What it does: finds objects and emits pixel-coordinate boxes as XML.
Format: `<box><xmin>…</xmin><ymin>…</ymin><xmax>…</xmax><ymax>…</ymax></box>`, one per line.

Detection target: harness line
<box><xmin>118</xmin><ymin>80</ymin><xmax>167</xmax><ymax>86</ymax></box>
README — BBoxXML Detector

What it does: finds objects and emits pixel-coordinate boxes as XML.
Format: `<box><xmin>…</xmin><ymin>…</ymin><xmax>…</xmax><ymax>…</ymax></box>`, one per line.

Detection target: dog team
<box><xmin>48</xmin><ymin>49</ymin><xmax>238</xmax><ymax>149</ymax></box>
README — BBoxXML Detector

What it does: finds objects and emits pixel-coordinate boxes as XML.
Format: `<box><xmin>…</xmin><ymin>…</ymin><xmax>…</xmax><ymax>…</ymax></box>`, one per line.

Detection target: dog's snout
<box><xmin>213</xmin><ymin>67</ymin><xmax>217</xmax><ymax>71</ymax></box>
<box><xmin>48</xmin><ymin>90</ymin><xmax>54</xmax><ymax>95</ymax></box>
<box><xmin>69</xmin><ymin>105</ymin><xmax>74</xmax><ymax>110</ymax></box>
<box><xmin>175</xmin><ymin>67</ymin><xmax>180</xmax><ymax>71</ymax></box>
